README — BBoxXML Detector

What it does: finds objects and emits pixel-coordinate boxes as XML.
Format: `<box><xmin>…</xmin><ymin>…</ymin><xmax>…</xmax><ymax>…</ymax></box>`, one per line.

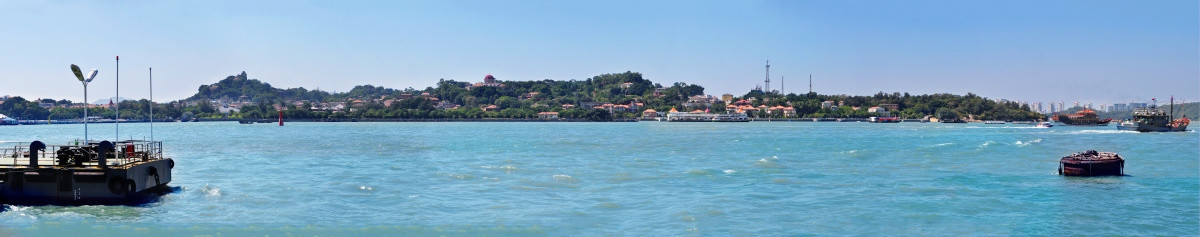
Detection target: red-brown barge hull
<box><xmin>1059</xmin><ymin>159</ymin><xmax>1123</xmax><ymax>176</ymax></box>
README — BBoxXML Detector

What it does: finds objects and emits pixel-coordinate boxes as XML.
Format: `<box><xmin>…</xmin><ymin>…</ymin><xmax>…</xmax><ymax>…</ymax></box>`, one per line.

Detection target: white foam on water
<box><xmin>930</xmin><ymin>143</ymin><xmax>953</xmax><ymax>147</ymax></box>
<box><xmin>1063</xmin><ymin>130</ymin><xmax>1138</xmax><ymax>135</ymax></box>
<box><xmin>481</xmin><ymin>165</ymin><xmax>518</xmax><ymax>172</ymax></box>
<box><xmin>979</xmin><ymin>141</ymin><xmax>996</xmax><ymax>148</ymax></box>
<box><xmin>201</xmin><ymin>185</ymin><xmax>222</xmax><ymax>198</ymax></box>
<box><xmin>755</xmin><ymin>156</ymin><xmax>782</xmax><ymax>168</ymax></box>
<box><xmin>358</xmin><ymin>186</ymin><xmax>373</xmax><ymax>191</ymax></box>
<box><xmin>723</xmin><ymin>169</ymin><xmax>736</xmax><ymax>174</ymax></box>
<box><xmin>1014</xmin><ymin>138</ymin><xmax>1043</xmax><ymax>147</ymax></box>
<box><xmin>552</xmin><ymin>174</ymin><xmax>578</xmax><ymax>183</ymax></box>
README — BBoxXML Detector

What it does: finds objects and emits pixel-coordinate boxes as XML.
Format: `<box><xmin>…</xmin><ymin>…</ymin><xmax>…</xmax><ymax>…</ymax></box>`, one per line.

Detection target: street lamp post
<box><xmin>71</xmin><ymin>64</ymin><xmax>98</xmax><ymax>143</ymax></box>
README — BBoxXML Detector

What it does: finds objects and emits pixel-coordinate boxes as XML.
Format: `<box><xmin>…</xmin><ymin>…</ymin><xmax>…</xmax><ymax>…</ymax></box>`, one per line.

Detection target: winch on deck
<box><xmin>0</xmin><ymin>140</ymin><xmax>174</xmax><ymax>205</ymax></box>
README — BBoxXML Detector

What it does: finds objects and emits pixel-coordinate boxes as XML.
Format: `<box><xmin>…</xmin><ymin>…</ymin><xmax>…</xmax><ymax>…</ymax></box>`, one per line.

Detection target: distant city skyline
<box><xmin>1</xmin><ymin>1</ymin><xmax>1196</xmax><ymax>107</ymax></box>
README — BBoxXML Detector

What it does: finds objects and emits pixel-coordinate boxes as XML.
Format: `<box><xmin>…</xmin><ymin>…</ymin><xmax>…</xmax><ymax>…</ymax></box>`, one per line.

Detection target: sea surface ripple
<box><xmin>0</xmin><ymin>122</ymin><xmax>1196</xmax><ymax>235</ymax></box>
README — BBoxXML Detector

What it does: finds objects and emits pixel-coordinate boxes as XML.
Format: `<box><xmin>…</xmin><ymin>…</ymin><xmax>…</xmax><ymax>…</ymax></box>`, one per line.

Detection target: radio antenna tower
<box><xmin>808</xmin><ymin>74</ymin><xmax>813</xmax><ymax>94</ymax></box>
<box><xmin>764</xmin><ymin>60</ymin><xmax>770</xmax><ymax>93</ymax></box>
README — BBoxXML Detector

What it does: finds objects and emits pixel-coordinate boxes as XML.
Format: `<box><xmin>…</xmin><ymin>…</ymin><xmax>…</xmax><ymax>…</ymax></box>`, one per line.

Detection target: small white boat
<box><xmin>1115</xmin><ymin>120</ymin><xmax>1138</xmax><ymax>131</ymax></box>
<box><xmin>1035</xmin><ymin>122</ymin><xmax>1054</xmax><ymax>128</ymax></box>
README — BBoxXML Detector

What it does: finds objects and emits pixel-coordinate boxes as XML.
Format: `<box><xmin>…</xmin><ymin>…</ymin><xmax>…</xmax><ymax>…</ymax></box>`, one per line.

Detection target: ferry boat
<box><xmin>1122</xmin><ymin>98</ymin><xmax>1189</xmax><ymax>132</ymax></box>
<box><xmin>0</xmin><ymin>114</ymin><xmax>16</xmax><ymax>125</ymax></box>
<box><xmin>869</xmin><ymin>116</ymin><xmax>899</xmax><ymax>123</ymax></box>
<box><xmin>1</xmin><ymin>140</ymin><xmax>174</xmax><ymax>205</ymax></box>
<box><xmin>665</xmin><ymin>111</ymin><xmax>749</xmax><ymax>122</ymax></box>
<box><xmin>1053</xmin><ymin>109</ymin><xmax>1112</xmax><ymax>126</ymax></box>
<box><xmin>1058</xmin><ymin>150</ymin><xmax>1123</xmax><ymax>176</ymax></box>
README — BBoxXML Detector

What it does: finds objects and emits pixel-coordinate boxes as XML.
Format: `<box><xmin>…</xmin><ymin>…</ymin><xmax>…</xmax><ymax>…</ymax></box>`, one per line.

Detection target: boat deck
<box><xmin>0</xmin><ymin>140</ymin><xmax>173</xmax><ymax>205</ymax></box>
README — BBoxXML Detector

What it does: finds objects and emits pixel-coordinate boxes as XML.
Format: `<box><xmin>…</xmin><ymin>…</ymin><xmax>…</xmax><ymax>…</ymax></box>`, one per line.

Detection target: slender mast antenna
<box><xmin>808</xmin><ymin>74</ymin><xmax>812</xmax><ymax>94</ymax></box>
<box><xmin>149</xmin><ymin>67</ymin><xmax>154</xmax><ymax>141</ymax></box>
<box><xmin>115</xmin><ymin>56</ymin><xmax>120</xmax><ymax>142</ymax></box>
<box><xmin>764</xmin><ymin>60</ymin><xmax>771</xmax><ymax>93</ymax></box>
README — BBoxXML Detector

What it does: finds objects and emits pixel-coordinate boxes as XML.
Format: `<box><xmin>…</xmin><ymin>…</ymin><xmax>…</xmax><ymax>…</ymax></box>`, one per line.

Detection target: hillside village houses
<box><xmin>107</xmin><ymin>72</ymin><xmax>902</xmax><ymax>120</ymax></box>
<box><xmin>682</xmin><ymin>95</ymin><xmax>721</xmax><ymax>108</ymax></box>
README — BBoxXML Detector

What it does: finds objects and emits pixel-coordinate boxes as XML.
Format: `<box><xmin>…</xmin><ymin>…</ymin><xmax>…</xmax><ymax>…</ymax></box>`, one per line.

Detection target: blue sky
<box><xmin>2</xmin><ymin>0</ymin><xmax>1196</xmax><ymax>106</ymax></box>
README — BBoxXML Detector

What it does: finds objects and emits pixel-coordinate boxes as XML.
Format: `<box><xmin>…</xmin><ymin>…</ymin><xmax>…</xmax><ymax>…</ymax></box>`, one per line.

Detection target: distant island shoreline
<box><xmin>10</xmin><ymin>70</ymin><xmax>1190</xmax><ymax>124</ymax></box>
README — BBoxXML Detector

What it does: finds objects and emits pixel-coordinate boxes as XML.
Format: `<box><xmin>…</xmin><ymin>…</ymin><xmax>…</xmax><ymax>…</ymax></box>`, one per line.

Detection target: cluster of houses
<box><xmin>9</xmin><ymin>97</ymin><xmax>124</xmax><ymax>111</ymax></box>
<box><xmin>634</xmin><ymin>93</ymin><xmax>904</xmax><ymax>119</ymax></box>
<box><xmin>177</xmin><ymin>74</ymin><xmax>902</xmax><ymax>120</ymax></box>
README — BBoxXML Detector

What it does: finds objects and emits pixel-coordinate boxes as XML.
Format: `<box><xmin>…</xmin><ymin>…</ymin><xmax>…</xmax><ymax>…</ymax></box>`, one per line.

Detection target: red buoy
<box><xmin>278</xmin><ymin>111</ymin><xmax>284</xmax><ymax>126</ymax></box>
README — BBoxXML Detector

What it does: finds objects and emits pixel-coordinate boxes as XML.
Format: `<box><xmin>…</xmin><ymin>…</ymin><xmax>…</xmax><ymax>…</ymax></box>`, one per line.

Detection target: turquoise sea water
<box><xmin>0</xmin><ymin>122</ymin><xmax>1197</xmax><ymax>235</ymax></box>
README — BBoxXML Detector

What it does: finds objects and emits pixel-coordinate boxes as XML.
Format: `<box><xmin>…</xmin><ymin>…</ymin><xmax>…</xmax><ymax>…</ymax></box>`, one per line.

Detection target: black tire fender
<box><xmin>124</xmin><ymin>179</ymin><xmax>137</xmax><ymax>195</ymax></box>
<box><xmin>108</xmin><ymin>176</ymin><xmax>125</xmax><ymax>194</ymax></box>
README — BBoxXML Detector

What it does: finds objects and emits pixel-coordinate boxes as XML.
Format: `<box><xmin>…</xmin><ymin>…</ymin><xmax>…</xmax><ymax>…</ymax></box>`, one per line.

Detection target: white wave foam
<box><xmin>723</xmin><ymin>169</ymin><xmax>736</xmax><ymax>174</ymax></box>
<box><xmin>553</xmin><ymin>174</ymin><xmax>578</xmax><ymax>183</ymax></box>
<box><xmin>481</xmin><ymin>165</ymin><xmax>518</xmax><ymax>172</ymax></box>
<box><xmin>358</xmin><ymin>185</ymin><xmax>374</xmax><ymax>191</ymax></box>
<box><xmin>931</xmin><ymin>143</ymin><xmax>953</xmax><ymax>147</ymax></box>
<box><xmin>1014</xmin><ymin>138</ymin><xmax>1043</xmax><ymax>147</ymax></box>
<box><xmin>1063</xmin><ymin>130</ymin><xmax>1138</xmax><ymax>135</ymax></box>
<box><xmin>755</xmin><ymin>156</ymin><xmax>782</xmax><ymax>168</ymax></box>
<box><xmin>448</xmin><ymin>173</ymin><xmax>473</xmax><ymax>180</ymax></box>
<box><xmin>201</xmin><ymin>185</ymin><xmax>222</xmax><ymax>198</ymax></box>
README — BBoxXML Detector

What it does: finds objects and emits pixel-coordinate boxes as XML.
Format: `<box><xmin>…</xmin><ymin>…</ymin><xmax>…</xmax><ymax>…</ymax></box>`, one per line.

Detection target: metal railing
<box><xmin>0</xmin><ymin>140</ymin><xmax>164</xmax><ymax>168</ymax></box>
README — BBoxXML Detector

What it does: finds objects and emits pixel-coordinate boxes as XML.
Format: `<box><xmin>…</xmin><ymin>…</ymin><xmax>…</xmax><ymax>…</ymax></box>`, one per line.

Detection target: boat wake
<box><xmin>1062</xmin><ymin>130</ymin><xmax>1138</xmax><ymax>135</ymax></box>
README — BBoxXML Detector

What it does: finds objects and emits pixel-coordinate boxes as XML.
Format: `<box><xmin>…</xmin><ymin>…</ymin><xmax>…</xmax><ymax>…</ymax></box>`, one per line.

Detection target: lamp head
<box><xmin>71</xmin><ymin>64</ymin><xmax>85</xmax><ymax>81</ymax></box>
<box><xmin>86</xmin><ymin>69</ymin><xmax>98</xmax><ymax>82</ymax></box>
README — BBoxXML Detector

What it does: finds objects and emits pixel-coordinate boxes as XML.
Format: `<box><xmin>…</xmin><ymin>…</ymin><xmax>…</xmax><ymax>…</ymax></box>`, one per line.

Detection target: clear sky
<box><xmin>2</xmin><ymin>0</ymin><xmax>1197</xmax><ymax>106</ymax></box>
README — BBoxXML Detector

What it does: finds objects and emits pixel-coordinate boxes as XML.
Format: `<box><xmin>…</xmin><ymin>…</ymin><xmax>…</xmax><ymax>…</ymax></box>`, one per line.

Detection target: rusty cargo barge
<box><xmin>1</xmin><ymin>140</ymin><xmax>174</xmax><ymax>205</ymax></box>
